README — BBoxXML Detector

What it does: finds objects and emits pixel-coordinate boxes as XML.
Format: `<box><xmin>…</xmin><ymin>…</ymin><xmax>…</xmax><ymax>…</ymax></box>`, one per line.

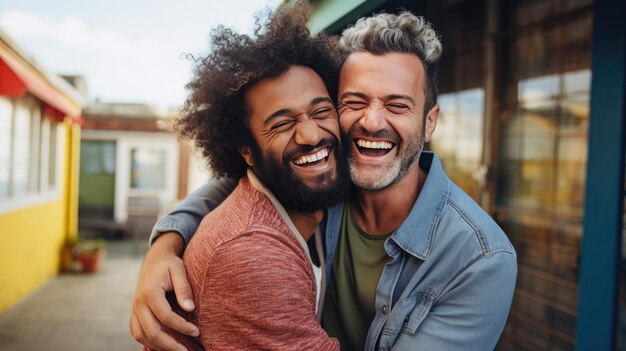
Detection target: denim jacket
<box><xmin>151</xmin><ymin>152</ymin><xmax>517</xmax><ymax>350</ymax></box>
<box><xmin>322</xmin><ymin>152</ymin><xmax>517</xmax><ymax>350</ymax></box>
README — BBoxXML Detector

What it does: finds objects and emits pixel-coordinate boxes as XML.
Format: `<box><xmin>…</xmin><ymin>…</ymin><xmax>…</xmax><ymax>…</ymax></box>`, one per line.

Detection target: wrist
<box><xmin>151</xmin><ymin>231</ymin><xmax>185</xmax><ymax>257</ymax></box>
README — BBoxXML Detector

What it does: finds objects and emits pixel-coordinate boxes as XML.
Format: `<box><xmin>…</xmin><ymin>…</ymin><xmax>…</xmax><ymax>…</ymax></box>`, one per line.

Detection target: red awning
<box><xmin>0</xmin><ymin>55</ymin><xmax>81</xmax><ymax>122</ymax></box>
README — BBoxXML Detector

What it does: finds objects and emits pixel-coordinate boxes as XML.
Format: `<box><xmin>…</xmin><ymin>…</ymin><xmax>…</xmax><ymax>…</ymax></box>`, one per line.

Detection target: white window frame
<box><xmin>0</xmin><ymin>94</ymin><xmax>64</xmax><ymax>214</ymax></box>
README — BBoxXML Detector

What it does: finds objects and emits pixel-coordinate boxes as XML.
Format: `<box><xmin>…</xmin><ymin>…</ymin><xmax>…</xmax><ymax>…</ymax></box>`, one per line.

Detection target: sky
<box><xmin>0</xmin><ymin>0</ymin><xmax>282</xmax><ymax>107</ymax></box>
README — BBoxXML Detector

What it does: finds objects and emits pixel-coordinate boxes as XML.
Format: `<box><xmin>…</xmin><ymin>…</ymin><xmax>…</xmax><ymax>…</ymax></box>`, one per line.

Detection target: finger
<box><xmin>169</xmin><ymin>262</ymin><xmax>195</xmax><ymax>312</ymax></box>
<box><xmin>135</xmin><ymin>302</ymin><xmax>189</xmax><ymax>351</ymax></box>
<box><xmin>130</xmin><ymin>304</ymin><xmax>160</xmax><ymax>351</ymax></box>
<box><xmin>146</xmin><ymin>290</ymin><xmax>199</xmax><ymax>337</ymax></box>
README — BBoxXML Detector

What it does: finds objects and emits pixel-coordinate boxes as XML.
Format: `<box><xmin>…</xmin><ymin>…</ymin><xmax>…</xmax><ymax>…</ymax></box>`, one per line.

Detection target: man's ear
<box><xmin>240</xmin><ymin>146</ymin><xmax>254</xmax><ymax>167</ymax></box>
<box><xmin>424</xmin><ymin>104</ymin><xmax>439</xmax><ymax>143</ymax></box>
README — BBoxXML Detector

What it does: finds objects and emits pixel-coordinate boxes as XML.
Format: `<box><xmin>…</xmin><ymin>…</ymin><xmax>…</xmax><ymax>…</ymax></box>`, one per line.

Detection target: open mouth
<box><xmin>292</xmin><ymin>147</ymin><xmax>330</xmax><ymax>167</ymax></box>
<box><xmin>354</xmin><ymin>138</ymin><xmax>395</xmax><ymax>157</ymax></box>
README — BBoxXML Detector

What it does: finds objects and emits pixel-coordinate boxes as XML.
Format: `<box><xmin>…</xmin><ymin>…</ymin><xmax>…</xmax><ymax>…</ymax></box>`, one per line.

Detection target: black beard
<box><xmin>250</xmin><ymin>139</ymin><xmax>350</xmax><ymax>213</ymax></box>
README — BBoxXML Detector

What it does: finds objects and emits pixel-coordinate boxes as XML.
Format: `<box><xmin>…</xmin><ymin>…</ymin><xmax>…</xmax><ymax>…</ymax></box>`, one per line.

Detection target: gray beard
<box><xmin>348</xmin><ymin>132</ymin><xmax>424</xmax><ymax>191</ymax></box>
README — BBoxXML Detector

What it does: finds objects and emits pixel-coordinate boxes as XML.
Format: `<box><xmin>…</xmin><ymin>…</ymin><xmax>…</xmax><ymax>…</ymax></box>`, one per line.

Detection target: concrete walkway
<box><xmin>0</xmin><ymin>240</ymin><xmax>148</xmax><ymax>351</ymax></box>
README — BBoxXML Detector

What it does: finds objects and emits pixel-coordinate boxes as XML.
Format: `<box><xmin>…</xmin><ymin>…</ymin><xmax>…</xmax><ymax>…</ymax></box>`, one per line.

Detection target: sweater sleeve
<box><xmin>196</xmin><ymin>232</ymin><xmax>339</xmax><ymax>351</ymax></box>
<box><xmin>149</xmin><ymin>177</ymin><xmax>237</xmax><ymax>245</ymax></box>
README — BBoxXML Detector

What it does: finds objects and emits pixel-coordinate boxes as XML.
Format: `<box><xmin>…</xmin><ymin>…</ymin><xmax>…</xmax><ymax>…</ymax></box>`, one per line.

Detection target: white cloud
<box><xmin>0</xmin><ymin>10</ymin><xmax>189</xmax><ymax>106</ymax></box>
<box><xmin>1</xmin><ymin>10</ymin><xmax>134</xmax><ymax>55</ymax></box>
<box><xmin>0</xmin><ymin>2</ymin><xmax>282</xmax><ymax>107</ymax></box>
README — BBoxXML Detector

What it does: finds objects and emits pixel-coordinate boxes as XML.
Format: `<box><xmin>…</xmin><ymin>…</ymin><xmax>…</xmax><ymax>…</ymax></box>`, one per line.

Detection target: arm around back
<box><xmin>149</xmin><ymin>177</ymin><xmax>237</xmax><ymax>245</ymax></box>
<box><xmin>130</xmin><ymin>232</ymin><xmax>199</xmax><ymax>351</ymax></box>
<box><xmin>132</xmin><ymin>177</ymin><xmax>236</xmax><ymax>351</ymax></box>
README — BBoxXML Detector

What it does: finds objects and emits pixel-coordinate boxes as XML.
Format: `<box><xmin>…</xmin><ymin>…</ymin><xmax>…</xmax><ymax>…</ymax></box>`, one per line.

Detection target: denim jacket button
<box><xmin>382</xmin><ymin>305</ymin><xmax>389</xmax><ymax>314</ymax></box>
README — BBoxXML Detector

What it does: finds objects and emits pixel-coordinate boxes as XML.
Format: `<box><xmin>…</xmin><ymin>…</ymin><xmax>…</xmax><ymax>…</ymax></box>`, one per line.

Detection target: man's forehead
<box><xmin>339</xmin><ymin>51</ymin><xmax>426</xmax><ymax>98</ymax></box>
<box><xmin>245</xmin><ymin>65</ymin><xmax>331</xmax><ymax>119</ymax></box>
<box><xmin>249</xmin><ymin>66</ymin><xmax>326</xmax><ymax>97</ymax></box>
<box><xmin>340</xmin><ymin>51</ymin><xmax>425</xmax><ymax>75</ymax></box>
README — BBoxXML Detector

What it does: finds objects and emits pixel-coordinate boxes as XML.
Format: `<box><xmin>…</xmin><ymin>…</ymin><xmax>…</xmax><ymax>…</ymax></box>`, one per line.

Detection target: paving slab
<box><xmin>0</xmin><ymin>241</ymin><xmax>147</xmax><ymax>351</ymax></box>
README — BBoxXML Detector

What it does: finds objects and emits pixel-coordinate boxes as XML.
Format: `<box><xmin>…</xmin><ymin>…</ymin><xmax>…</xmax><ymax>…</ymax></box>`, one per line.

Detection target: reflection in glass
<box><xmin>48</xmin><ymin>123</ymin><xmax>58</xmax><ymax>188</ymax></box>
<box><xmin>497</xmin><ymin>70</ymin><xmax>589</xmax><ymax>350</ymax></box>
<box><xmin>498</xmin><ymin>70</ymin><xmax>589</xmax><ymax>212</ymax></box>
<box><xmin>81</xmin><ymin>141</ymin><xmax>116</xmax><ymax>175</ymax></box>
<box><xmin>518</xmin><ymin>75</ymin><xmax>559</xmax><ymax>109</ymax></box>
<box><xmin>130</xmin><ymin>148</ymin><xmax>166</xmax><ymax>190</ymax></box>
<box><xmin>0</xmin><ymin>98</ymin><xmax>12</xmax><ymax>199</ymax></box>
<box><xmin>430</xmin><ymin>88</ymin><xmax>484</xmax><ymax>201</ymax></box>
<box><xmin>12</xmin><ymin>103</ymin><xmax>31</xmax><ymax>196</ymax></box>
<box><xmin>494</xmin><ymin>2</ymin><xmax>592</xmax><ymax>349</ymax></box>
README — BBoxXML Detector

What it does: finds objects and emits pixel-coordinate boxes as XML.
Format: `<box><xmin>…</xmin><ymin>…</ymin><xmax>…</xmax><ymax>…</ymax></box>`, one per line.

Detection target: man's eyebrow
<box><xmin>386</xmin><ymin>94</ymin><xmax>415</xmax><ymax>105</ymax></box>
<box><xmin>340</xmin><ymin>91</ymin><xmax>415</xmax><ymax>105</ymax></box>
<box><xmin>339</xmin><ymin>91</ymin><xmax>368</xmax><ymax>100</ymax></box>
<box><xmin>311</xmin><ymin>96</ymin><xmax>333</xmax><ymax>106</ymax></box>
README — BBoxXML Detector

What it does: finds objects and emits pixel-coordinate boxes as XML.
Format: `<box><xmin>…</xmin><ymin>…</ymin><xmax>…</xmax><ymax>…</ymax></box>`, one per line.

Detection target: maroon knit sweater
<box><xmin>167</xmin><ymin>176</ymin><xmax>339</xmax><ymax>350</ymax></box>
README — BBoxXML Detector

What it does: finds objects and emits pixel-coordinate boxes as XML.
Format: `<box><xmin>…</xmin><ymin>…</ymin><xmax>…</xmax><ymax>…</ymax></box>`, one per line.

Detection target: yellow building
<box><xmin>0</xmin><ymin>29</ymin><xmax>83</xmax><ymax>313</ymax></box>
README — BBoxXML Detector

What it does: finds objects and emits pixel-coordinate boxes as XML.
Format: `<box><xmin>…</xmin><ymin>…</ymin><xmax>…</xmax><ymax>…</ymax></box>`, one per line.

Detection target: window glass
<box><xmin>495</xmin><ymin>0</ymin><xmax>592</xmax><ymax>348</ymax></box>
<box><xmin>48</xmin><ymin>122</ymin><xmax>58</xmax><ymax>188</ymax></box>
<box><xmin>12</xmin><ymin>101</ymin><xmax>31</xmax><ymax>196</ymax></box>
<box><xmin>430</xmin><ymin>89</ymin><xmax>485</xmax><ymax>201</ymax></box>
<box><xmin>0</xmin><ymin>98</ymin><xmax>12</xmax><ymax>199</ymax></box>
<box><xmin>130</xmin><ymin>148</ymin><xmax>166</xmax><ymax>190</ymax></box>
<box><xmin>29</xmin><ymin>103</ymin><xmax>42</xmax><ymax>193</ymax></box>
<box><xmin>0</xmin><ymin>95</ymin><xmax>64</xmax><ymax>205</ymax></box>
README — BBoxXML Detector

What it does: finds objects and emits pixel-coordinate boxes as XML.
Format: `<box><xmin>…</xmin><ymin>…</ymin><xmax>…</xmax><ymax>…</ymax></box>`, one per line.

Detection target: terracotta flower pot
<box><xmin>78</xmin><ymin>252</ymin><xmax>103</xmax><ymax>273</ymax></box>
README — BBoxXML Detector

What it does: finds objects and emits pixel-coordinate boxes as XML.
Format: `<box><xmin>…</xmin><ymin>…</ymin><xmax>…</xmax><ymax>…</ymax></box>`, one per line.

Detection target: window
<box><xmin>432</xmin><ymin>89</ymin><xmax>485</xmax><ymax>201</ymax></box>
<box><xmin>80</xmin><ymin>140</ymin><xmax>116</xmax><ymax>175</ymax></box>
<box><xmin>498</xmin><ymin>70</ymin><xmax>590</xmax><ymax>212</ymax></box>
<box><xmin>12</xmin><ymin>99</ymin><xmax>32</xmax><ymax>196</ymax></box>
<box><xmin>0</xmin><ymin>98</ymin><xmax>12</xmax><ymax>199</ymax></box>
<box><xmin>0</xmin><ymin>94</ymin><xmax>62</xmax><ymax>207</ymax></box>
<box><xmin>130</xmin><ymin>148</ymin><xmax>166</xmax><ymax>190</ymax></box>
<box><xmin>494</xmin><ymin>1</ymin><xmax>592</xmax><ymax>348</ymax></box>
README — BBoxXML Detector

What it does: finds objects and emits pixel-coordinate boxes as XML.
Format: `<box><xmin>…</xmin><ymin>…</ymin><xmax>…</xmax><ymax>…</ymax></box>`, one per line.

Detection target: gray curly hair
<box><xmin>339</xmin><ymin>11</ymin><xmax>443</xmax><ymax>113</ymax></box>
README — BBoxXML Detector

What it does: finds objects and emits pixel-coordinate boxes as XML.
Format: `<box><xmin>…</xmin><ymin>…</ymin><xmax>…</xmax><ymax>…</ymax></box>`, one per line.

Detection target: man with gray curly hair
<box><xmin>320</xmin><ymin>11</ymin><xmax>516</xmax><ymax>350</ymax></box>
<box><xmin>131</xmin><ymin>10</ymin><xmax>516</xmax><ymax>351</ymax></box>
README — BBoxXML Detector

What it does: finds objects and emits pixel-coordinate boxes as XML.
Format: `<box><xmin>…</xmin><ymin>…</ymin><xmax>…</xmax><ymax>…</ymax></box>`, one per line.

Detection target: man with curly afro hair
<box><xmin>133</xmin><ymin>4</ymin><xmax>347</xmax><ymax>351</ymax></box>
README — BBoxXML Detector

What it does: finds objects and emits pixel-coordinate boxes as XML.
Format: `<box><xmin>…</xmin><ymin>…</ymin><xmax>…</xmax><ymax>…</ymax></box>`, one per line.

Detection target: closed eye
<box><xmin>386</xmin><ymin>103</ymin><xmax>409</xmax><ymax>114</ymax></box>
<box><xmin>270</xmin><ymin>120</ymin><xmax>294</xmax><ymax>131</ymax></box>
<box><xmin>312</xmin><ymin>107</ymin><xmax>334</xmax><ymax>117</ymax></box>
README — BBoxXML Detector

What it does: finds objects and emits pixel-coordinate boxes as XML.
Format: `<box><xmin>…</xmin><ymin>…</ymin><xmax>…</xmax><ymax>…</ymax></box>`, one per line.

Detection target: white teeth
<box><xmin>356</xmin><ymin>139</ymin><xmax>393</xmax><ymax>149</ymax></box>
<box><xmin>294</xmin><ymin>148</ymin><xmax>329</xmax><ymax>165</ymax></box>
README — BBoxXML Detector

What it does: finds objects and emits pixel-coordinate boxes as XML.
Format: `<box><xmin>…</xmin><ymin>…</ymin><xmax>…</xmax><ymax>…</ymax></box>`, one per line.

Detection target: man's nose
<box><xmin>359</xmin><ymin>105</ymin><xmax>387</xmax><ymax>133</ymax></box>
<box><xmin>294</xmin><ymin>119</ymin><xmax>322</xmax><ymax>146</ymax></box>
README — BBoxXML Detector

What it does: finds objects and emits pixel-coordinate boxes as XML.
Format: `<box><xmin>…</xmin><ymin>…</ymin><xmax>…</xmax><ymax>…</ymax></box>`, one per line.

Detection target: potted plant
<box><xmin>75</xmin><ymin>239</ymin><xmax>106</xmax><ymax>273</ymax></box>
<box><xmin>61</xmin><ymin>237</ymin><xmax>80</xmax><ymax>272</ymax></box>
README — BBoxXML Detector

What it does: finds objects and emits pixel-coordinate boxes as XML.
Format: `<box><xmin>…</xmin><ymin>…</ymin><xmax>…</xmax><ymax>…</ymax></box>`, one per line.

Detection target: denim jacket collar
<box><xmin>387</xmin><ymin>152</ymin><xmax>449</xmax><ymax>260</ymax></box>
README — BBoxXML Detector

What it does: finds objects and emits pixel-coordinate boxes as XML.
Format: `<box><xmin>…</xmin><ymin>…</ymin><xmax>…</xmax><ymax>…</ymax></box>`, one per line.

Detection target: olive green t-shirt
<box><xmin>322</xmin><ymin>202</ymin><xmax>392</xmax><ymax>351</ymax></box>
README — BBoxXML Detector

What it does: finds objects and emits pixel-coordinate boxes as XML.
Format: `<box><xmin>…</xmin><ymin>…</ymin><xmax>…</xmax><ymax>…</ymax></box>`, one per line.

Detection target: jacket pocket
<box><xmin>382</xmin><ymin>292</ymin><xmax>434</xmax><ymax>336</ymax></box>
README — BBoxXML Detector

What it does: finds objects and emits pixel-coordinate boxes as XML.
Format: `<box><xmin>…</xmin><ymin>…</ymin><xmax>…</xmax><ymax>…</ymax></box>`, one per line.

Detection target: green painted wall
<box><xmin>287</xmin><ymin>0</ymin><xmax>391</xmax><ymax>34</ymax></box>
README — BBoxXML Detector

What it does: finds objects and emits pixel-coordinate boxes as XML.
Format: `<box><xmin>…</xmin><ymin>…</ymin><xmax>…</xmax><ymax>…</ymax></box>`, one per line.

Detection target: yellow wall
<box><xmin>66</xmin><ymin>123</ymin><xmax>81</xmax><ymax>239</ymax></box>
<box><xmin>0</xmin><ymin>121</ymin><xmax>80</xmax><ymax>313</ymax></box>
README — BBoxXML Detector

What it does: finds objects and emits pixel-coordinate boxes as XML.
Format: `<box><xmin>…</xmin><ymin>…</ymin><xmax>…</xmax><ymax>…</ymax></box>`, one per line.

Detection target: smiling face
<box><xmin>241</xmin><ymin>65</ymin><xmax>349</xmax><ymax>212</ymax></box>
<box><xmin>338</xmin><ymin>52</ymin><xmax>439</xmax><ymax>191</ymax></box>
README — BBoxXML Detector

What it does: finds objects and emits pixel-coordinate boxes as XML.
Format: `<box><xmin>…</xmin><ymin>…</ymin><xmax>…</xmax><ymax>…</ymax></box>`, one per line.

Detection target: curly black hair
<box><xmin>177</xmin><ymin>3</ymin><xmax>340</xmax><ymax>179</ymax></box>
